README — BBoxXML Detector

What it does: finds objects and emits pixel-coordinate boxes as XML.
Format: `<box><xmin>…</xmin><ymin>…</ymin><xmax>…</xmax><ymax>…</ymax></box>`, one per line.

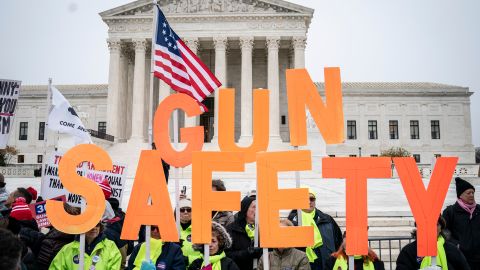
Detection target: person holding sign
<box><xmin>396</xmin><ymin>216</ymin><xmax>470</xmax><ymax>270</ymax></box>
<box><xmin>288</xmin><ymin>190</ymin><xmax>343</xmax><ymax>270</ymax></box>
<box><xmin>49</xmin><ymin>222</ymin><xmax>121</xmax><ymax>270</ymax></box>
<box><xmin>178</xmin><ymin>198</ymin><xmax>201</xmax><ymax>260</ymax></box>
<box><xmin>187</xmin><ymin>221</ymin><xmax>239</xmax><ymax>270</ymax></box>
<box><xmin>324</xmin><ymin>232</ymin><xmax>384</xmax><ymax>270</ymax></box>
<box><xmin>257</xmin><ymin>219</ymin><xmax>311</xmax><ymax>270</ymax></box>
<box><xmin>127</xmin><ymin>224</ymin><xmax>185</xmax><ymax>270</ymax></box>
<box><xmin>442</xmin><ymin>177</ymin><xmax>480</xmax><ymax>270</ymax></box>
<box><xmin>226</xmin><ymin>195</ymin><xmax>262</xmax><ymax>270</ymax></box>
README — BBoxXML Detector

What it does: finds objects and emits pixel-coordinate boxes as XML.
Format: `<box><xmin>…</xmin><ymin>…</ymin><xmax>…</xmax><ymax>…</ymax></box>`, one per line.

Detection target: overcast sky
<box><xmin>0</xmin><ymin>0</ymin><xmax>478</xmax><ymax>146</ymax></box>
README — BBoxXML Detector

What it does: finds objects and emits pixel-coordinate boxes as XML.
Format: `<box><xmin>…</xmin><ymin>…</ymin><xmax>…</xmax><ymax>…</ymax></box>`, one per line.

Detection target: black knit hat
<box><xmin>455</xmin><ymin>177</ymin><xmax>475</xmax><ymax>198</ymax></box>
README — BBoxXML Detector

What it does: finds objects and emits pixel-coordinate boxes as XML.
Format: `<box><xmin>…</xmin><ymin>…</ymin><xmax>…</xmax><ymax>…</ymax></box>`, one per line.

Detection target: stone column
<box><xmin>106</xmin><ymin>39</ymin><xmax>121</xmax><ymax>139</ymax></box>
<box><xmin>212</xmin><ymin>36</ymin><xmax>228</xmax><ymax>144</ymax></box>
<box><xmin>292</xmin><ymin>36</ymin><xmax>307</xmax><ymax>68</ymax></box>
<box><xmin>239</xmin><ymin>36</ymin><xmax>254</xmax><ymax>143</ymax></box>
<box><xmin>129</xmin><ymin>39</ymin><xmax>147</xmax><ymax>142</ymax></box>
<box><xmin>183</xmin><ymin>38</ymin><xmax>199</xmax><ymax>128</ymax></box>
<box><xmin>267</xmin><ymin>36</ymin><xmax>281</xmax><ymax>143</ymax></box>
<box><xmin>117</xmin><ymin>43</ymin><xmax>130</xmax><ymax>142</ymax></box>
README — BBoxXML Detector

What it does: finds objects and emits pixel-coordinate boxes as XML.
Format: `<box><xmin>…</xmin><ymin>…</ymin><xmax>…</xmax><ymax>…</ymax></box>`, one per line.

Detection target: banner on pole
<box><xmin>0</xmin><ymin>79</ymin><xmax>21</xmax><ymax>148</ymax></box>
<box><xmin>29</xmin><ymin>195</ymin><xmax>66</xmax><ymax>229</ymax></box>
<box><xmin>41</xmin><ymin>152</ymin><xmax>127</xmax><ymax>206</ymax></box>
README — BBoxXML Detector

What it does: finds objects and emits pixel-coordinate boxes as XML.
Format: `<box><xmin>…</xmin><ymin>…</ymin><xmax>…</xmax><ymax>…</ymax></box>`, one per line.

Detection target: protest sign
<box><xmin>0</xmin><ymin>79</ymin><xmax>21</xmax><ymax>148</ymax></box>
<box><xmin>29</xmin><ymin>195</ymin><xmax>66</xmax><ymax>229</ymax></box>
<box><xmin>41</xmin><ymin>152</ymin><xmax>127</xmax><ymax>206</ymax></box>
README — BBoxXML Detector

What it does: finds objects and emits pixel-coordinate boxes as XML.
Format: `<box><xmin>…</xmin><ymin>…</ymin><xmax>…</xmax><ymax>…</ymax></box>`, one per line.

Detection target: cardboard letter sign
<box><xmin>192</xmin><ymin>151</ymin><xmax>244</xmax><ymax>243</ymax></box>
<box><xmin>153</xmin><ymin>93</ymin><xmax>204</xmax><ymax>167</ymax></box>
<box><xmin>257</xmin><ymin>150</ymin><xmax>313</xmax><ymax>247</ymax></box>
<box><xmin>394</xmin><ymin>157</ymin><xmax>457</xmax><ymax>256</ymax></box>
<box><xmin>323</xmin><ymin>157</ymin><xmax>391</xmax><ymax>254</ymax></box>
<box><xmin>46</xmin><ymin>144</ymin><xmax>110</xmax><ymax>234</ymax></box>
<box><xmin>218</xmin><ymin>89</ymin><xmax>269</xmax><ymax>163</ymax></box>
<box><xmin>121</xmin><ymin>150</ymin><xmax>178</xmax><ymax>241</ymax></box>
<box><xmin>286</xmin><ymin>68</ymin><xmax>344</xmax><ymax>146</ymax></box>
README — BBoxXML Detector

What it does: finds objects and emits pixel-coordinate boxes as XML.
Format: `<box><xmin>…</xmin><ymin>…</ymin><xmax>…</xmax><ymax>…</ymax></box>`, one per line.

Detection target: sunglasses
<box><xmin>180</xmin><ymin>208</ymin><xmax>192</xmax><ymax>213</ymax></box>
<box><xmin>309</xmin><ymin>197</ymin><xmax>316</xmax><ymax>202</ymax></box>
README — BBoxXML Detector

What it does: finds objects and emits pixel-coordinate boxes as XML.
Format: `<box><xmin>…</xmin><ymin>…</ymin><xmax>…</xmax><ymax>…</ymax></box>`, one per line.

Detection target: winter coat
<box><xmin>324</xmin><ymin>255</ymin><xmax>384</xmax><ymax>270</ymax></box>
<box><xmin>396</xmin><ymin>240</ymin><xmax>470</xmax><ymax>270</ymax></box>
<box><xmin>19</xmin><ymin>226</ymin><xmax>44</xmax><ymax>256</ymax></box>
<box><xmin>49</xmin><ymin>234</ymin><xmax>121</xmax><ymax>270</ymax></box>
<box><xmin>213</xmin><ymin>211</ymin><xmax>234</xmax><ymax>228</ymax></box>
<box><xmin>188</xmin><ymin>254</ymin><xmax>239</xmax><ymax>270</ymax></box>
<box><xmin>288</xmin><ymin>209</ymin><xmax>343</xmax><ymax>270</ymax></box>
<box><xmin>442</xmin><ymin>202</ymin><xmax>480</xmax><ymax>268</ymax></box>
<box><xmin>104</xmin><ymin>216</ymin><xmax>134</xmax><ymax>253</ymax></box>
<box><xmin>36</xmin><ymin>228</ymin><xmax>75</xmax><ymax>270</ymax></box>
<box><xmin>0</xmin><ymin>186</ymin><xmax>9</xmax><ymax>204</ymax></box>
<box><xmin>258</xmin><ymin>248</ymin><xmax>311</xmax><ymax>270</ymax></box>
<box><xmin>225</xmin><ymin>196</ymin><xmax>259</xmax><ymax>270</ymax></box>
<box><xmin>127</xmin><ymin>240</ymin><xmax>185</xmax><ymax>270</ymax></box>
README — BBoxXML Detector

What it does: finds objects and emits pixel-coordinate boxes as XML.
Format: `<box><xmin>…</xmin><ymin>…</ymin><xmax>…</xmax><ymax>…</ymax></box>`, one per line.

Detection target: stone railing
<box><xmin>389</xmin><ymin>163</ymin><xmax>479</xmax><ymax>178</ymax></box>
<box><xmin>0</xmin><ymin>165</ymin><xmax>40</xmax><ymax>178</ymax></box>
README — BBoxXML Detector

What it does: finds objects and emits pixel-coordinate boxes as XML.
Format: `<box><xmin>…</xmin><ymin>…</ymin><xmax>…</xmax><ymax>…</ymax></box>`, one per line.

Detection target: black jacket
<box><xmin>443</xmin><ymin>202</ymin><xmax>480</xmax><ymax>265</ymax></box>
<box><xmin>324</xmin><ymin>255</ymin><xmax>385</xmax><ymax>270</ymax></box>
<box><xmin>396</xmin><ymin>240</ymin><xmax>470</xmax><ymax>270</ymax></box>
<box><xmin>225</xmin><ymin>196</ymin><xmax>259</xmax><ymax>270</ymax></box>
<box><xmin>288</xmin><ymin>209</ymin><xmax>343</xmax><ymax>269</ymax></box>
<box><xmin>127</xmin><ymin>241</ymin><xmax>185</xmax><ymax>270</ymax></box>
<box><xmin>188</xmin><ymin>256</ymin><xmax>240</xmax><ymax>270</ymax></box>
<box><xmin>36</xmin><ymin>228</ymin><xmax>75</xmax><ymax>270</ymax></box>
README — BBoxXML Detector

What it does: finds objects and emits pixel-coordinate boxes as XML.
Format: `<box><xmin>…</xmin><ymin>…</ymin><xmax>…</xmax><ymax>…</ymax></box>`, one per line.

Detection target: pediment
<box><xmin>100</xmin><ymin>0</ymin><xmax>313</xmax><ymax>18</ymax></box>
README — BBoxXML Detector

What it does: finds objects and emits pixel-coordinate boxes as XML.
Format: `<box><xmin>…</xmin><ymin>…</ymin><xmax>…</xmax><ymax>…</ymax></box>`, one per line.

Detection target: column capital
<box><xmin>184</xmin><ymin>37</ymin><xmax>199</xmax><ymax>51</ymax></box>
<box><xmin>132</xmin><ymin>39</ymin><xmax>147</xmax><ymax>52</ymax></box>
<box><xmin>292</xmin><ymin>36</ymin><xmax>307</xmax><ymax>50</ymax></box>
<box><xmin>239</xmin><ymin>36</ymin><xmax>254</xmax><ymax>51</ymax></box>
<box><xmin>107</xmin><ymin>39</ymin><xmax>122</xmax><ymax>52</ymax></box>
<box><xmin>266</xmin><ymin>36</ymin><xmax>280</xmax><ymax>50</ymax></box>
<box><xmin>213</xmin><ymin>36</ymin><xmax>228</xmax><ymax>50</ymax></box>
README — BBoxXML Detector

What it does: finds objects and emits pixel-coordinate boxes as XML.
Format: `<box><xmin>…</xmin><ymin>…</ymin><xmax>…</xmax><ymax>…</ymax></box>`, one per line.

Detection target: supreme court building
<box><xmin>5</xmin><ymin>0</ymin><xmax>478</xmax><ymax>178</ymax></box>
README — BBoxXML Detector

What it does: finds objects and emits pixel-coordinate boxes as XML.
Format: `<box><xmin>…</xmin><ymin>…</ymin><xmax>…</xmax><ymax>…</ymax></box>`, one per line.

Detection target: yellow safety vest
<box><xmin>332</xmin><ymin>256</ymin><xmax>375</xmax><ymax>270</ymax></box>
<box><xmin>133</xmin><ymin>238</ymin><xmax>164</xmax><ymax>270</ymax></box>
<box><xmin>420</xmin><ymin>236</ymin><xmax>448</xmax><ymax>269</ymax></box>
<box><xmin>301</xmin><ymin>210</ymin><xmax>323</xmax><ymax>262</ymax></box>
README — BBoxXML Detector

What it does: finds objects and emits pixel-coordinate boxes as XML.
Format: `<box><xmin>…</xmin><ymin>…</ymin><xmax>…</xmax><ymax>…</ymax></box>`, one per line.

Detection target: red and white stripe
<box><xmin>153</xmin><ymin>40</ymin><xmax>220</xmax><ymax>109</ymax></box>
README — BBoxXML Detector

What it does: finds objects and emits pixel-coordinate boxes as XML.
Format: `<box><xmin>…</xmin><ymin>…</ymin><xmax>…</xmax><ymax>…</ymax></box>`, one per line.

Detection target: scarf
<box><xmin>301</xmin><ymin>210</ymin><xmax>323</xmax><ymax>262</ymax></box>
<box><xmin>245</xmin><ymin>223</ymin><xmax>255</xmax><ymax>240</ymax></box>
<box><xmin>457</xmin><ymin>199</ymin><xmax>476</xmax><ymax>219</ymax></box>
<box><xmin>333</xmin><ymin>255</ymin><xmax>375</xmax><ymax>270</ymax></box>
<box><xmin>194</xmin><ymin>252</ymin><xmax>225</xmax><ymax>270</ymax></box>
<box><xmin>420</xmin><ymin>235</ymin><xmax>448</xmax><ymax>269</ymax></box>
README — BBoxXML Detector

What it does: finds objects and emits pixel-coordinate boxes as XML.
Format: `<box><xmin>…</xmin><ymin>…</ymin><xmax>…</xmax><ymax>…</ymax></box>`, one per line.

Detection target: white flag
<box><xmin>48</xmin><ymin>87</ymin><xmax>92</xmax><ymax>144</ymax></box>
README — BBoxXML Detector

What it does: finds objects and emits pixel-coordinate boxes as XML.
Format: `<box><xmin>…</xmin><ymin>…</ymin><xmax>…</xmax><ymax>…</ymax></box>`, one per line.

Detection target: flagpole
<box><xmin>39</xmin><ymin>79</ymin><xmax>52</xmax><ymax>197</ymax></box>
<box><xmin>145</xmin><ymin>0</ymin><xmax>160</xmax><ymax>262</ymax></box>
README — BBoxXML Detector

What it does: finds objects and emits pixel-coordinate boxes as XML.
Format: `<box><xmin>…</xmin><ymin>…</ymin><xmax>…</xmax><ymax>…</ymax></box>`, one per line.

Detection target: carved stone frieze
<box><xmin>115</xmin><ymin>0</ymin><xmax>299</xmax><ymax>16</ymax></box>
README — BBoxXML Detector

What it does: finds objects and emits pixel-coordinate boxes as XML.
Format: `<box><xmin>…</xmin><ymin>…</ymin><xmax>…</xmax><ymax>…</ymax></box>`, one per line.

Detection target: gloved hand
<box><xmin>140</xmin><ymin>260</ymin><xmax>156</xmax><ymax>270</ymax></box>
<box><xmin>247</xmin><ymin>246</ymin><xmax>263</xmax><ymax>258</ymax></box>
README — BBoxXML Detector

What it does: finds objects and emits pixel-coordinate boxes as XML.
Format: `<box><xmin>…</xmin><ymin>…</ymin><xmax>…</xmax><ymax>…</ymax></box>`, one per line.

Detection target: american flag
<box><xmin>153</xmin><ymin>5</ymin><xmax>221</xmax><ymax>110</ymax></box>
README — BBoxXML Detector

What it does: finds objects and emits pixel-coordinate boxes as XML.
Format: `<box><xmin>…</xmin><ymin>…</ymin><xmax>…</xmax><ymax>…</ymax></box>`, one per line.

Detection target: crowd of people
<box><xmin>0</xmin><ymin>171</ymin><xmax>478</xmax><ymax>270</ymax></box>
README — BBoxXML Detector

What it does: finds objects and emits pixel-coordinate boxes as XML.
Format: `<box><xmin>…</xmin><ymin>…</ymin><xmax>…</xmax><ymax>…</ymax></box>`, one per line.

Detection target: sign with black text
<box><xmin>0</xmin><ymin>79</ymin><xmax>21</xmax><ymax>148</ymax></box>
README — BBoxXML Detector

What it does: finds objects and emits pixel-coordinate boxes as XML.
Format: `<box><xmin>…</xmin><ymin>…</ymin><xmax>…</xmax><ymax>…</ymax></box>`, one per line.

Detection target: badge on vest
<box><xmin>157</xmin><ymin>261</ymin><xmax>166</xmax><ymax>269</ymax></box>
<box><xmin>187</xmin><ymin>235</ymin><xmax>192</xmax><ymax>242</ymax></box>
<box><xmin>92</xmin><ymin>255</ymin><xmax>100</xmax><ymax>264</ymax></box>
<box><xmin>73</xmin><ymin>255</ymin><xmax>79</xmax><ymax>264</ymax></box>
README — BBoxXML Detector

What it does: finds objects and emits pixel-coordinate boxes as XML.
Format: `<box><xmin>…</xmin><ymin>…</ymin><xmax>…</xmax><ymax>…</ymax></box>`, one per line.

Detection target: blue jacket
<box><xmin>127</xmin><ymin>241</ymin><xmax>185</xmax><ymax>270</ymax></box>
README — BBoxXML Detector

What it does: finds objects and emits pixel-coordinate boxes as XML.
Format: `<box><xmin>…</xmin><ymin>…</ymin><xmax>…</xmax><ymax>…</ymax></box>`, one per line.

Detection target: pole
<box><xmin>294</xmin><ymin>146</ymin><xmax>302</xmax><ymax>226</ymax></box>
<box><xmin>262</xmin><ymin>249</ymin><xmax>269</xmax><ymax>270</ymax></box>
<box><xmin>348</xmin><ymin>256</ymin><xmax>354</xmax><ymax>270</ymax></box>
<box><xmin>78</xmin><ymin>162</ymin><xmax>88</xmax><ymax>270</ymax></box>
<box><xmin>204</xmin><ymin>244</ymin><xmax>210</xmax><ymax>267</ymax></box>
<box><xmin>253</xmin><ymin>178</ymin><xmax>260</xmax><ymax>269</ymax></box>
<box><xmin>173</xmin><ymin>109</ymin><xmax>180</xmax><ymax>233</ymax></box>
<box><xmin>39</xmin><ymin>79</ymin><xmax>52</xmax><ymax>197</ymax></box>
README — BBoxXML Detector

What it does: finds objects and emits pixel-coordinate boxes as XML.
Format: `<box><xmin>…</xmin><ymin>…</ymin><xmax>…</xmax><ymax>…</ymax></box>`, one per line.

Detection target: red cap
<box><xmin>10</xmin><ymin>197</ymin><xmax>33</xmax><ymax>221</ymax></box>
<box><xmin>98</xmin><ymin>179</ymin><xmax>112</xmax><ymax>199</ymax></box>
<box><xmin>26</xmin><ymin>187</ymin><xmax>38</xmax><ymax>201</ymax></box>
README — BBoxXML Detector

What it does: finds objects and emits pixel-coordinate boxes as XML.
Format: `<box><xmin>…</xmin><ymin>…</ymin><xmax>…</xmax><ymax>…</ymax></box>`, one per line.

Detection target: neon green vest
<box><xmin>245</xmin><ymin>224</ymin><xmax>255</xmax><ymax>240</ymax></box>
<box><xmin>188</xmin><ymin>252</ymin><xmax>226</xmax><ymax>270</ymax></box>
<box><xmin>332</xmin><ymin>256</ymin><xmax>375</xmax><ymax>270</ymax></box>
<box><xmin>133</xmin><ymin>238</ymin><xmax>163</xmax><ymax>270</ymax></box>
<box><xmin>181</xmin><ymin>224</ymin><xmax>202</xmax><ymax>258</ymax></box>
<box><xmin>301</xmin><ymin>210</ymin><xmax>323</xmax><ymax>262</ymax></box>
<box><xmin>420</xmin><ymin>236</ymin><xmax>448</xmax><ymax>269</ymax></box>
